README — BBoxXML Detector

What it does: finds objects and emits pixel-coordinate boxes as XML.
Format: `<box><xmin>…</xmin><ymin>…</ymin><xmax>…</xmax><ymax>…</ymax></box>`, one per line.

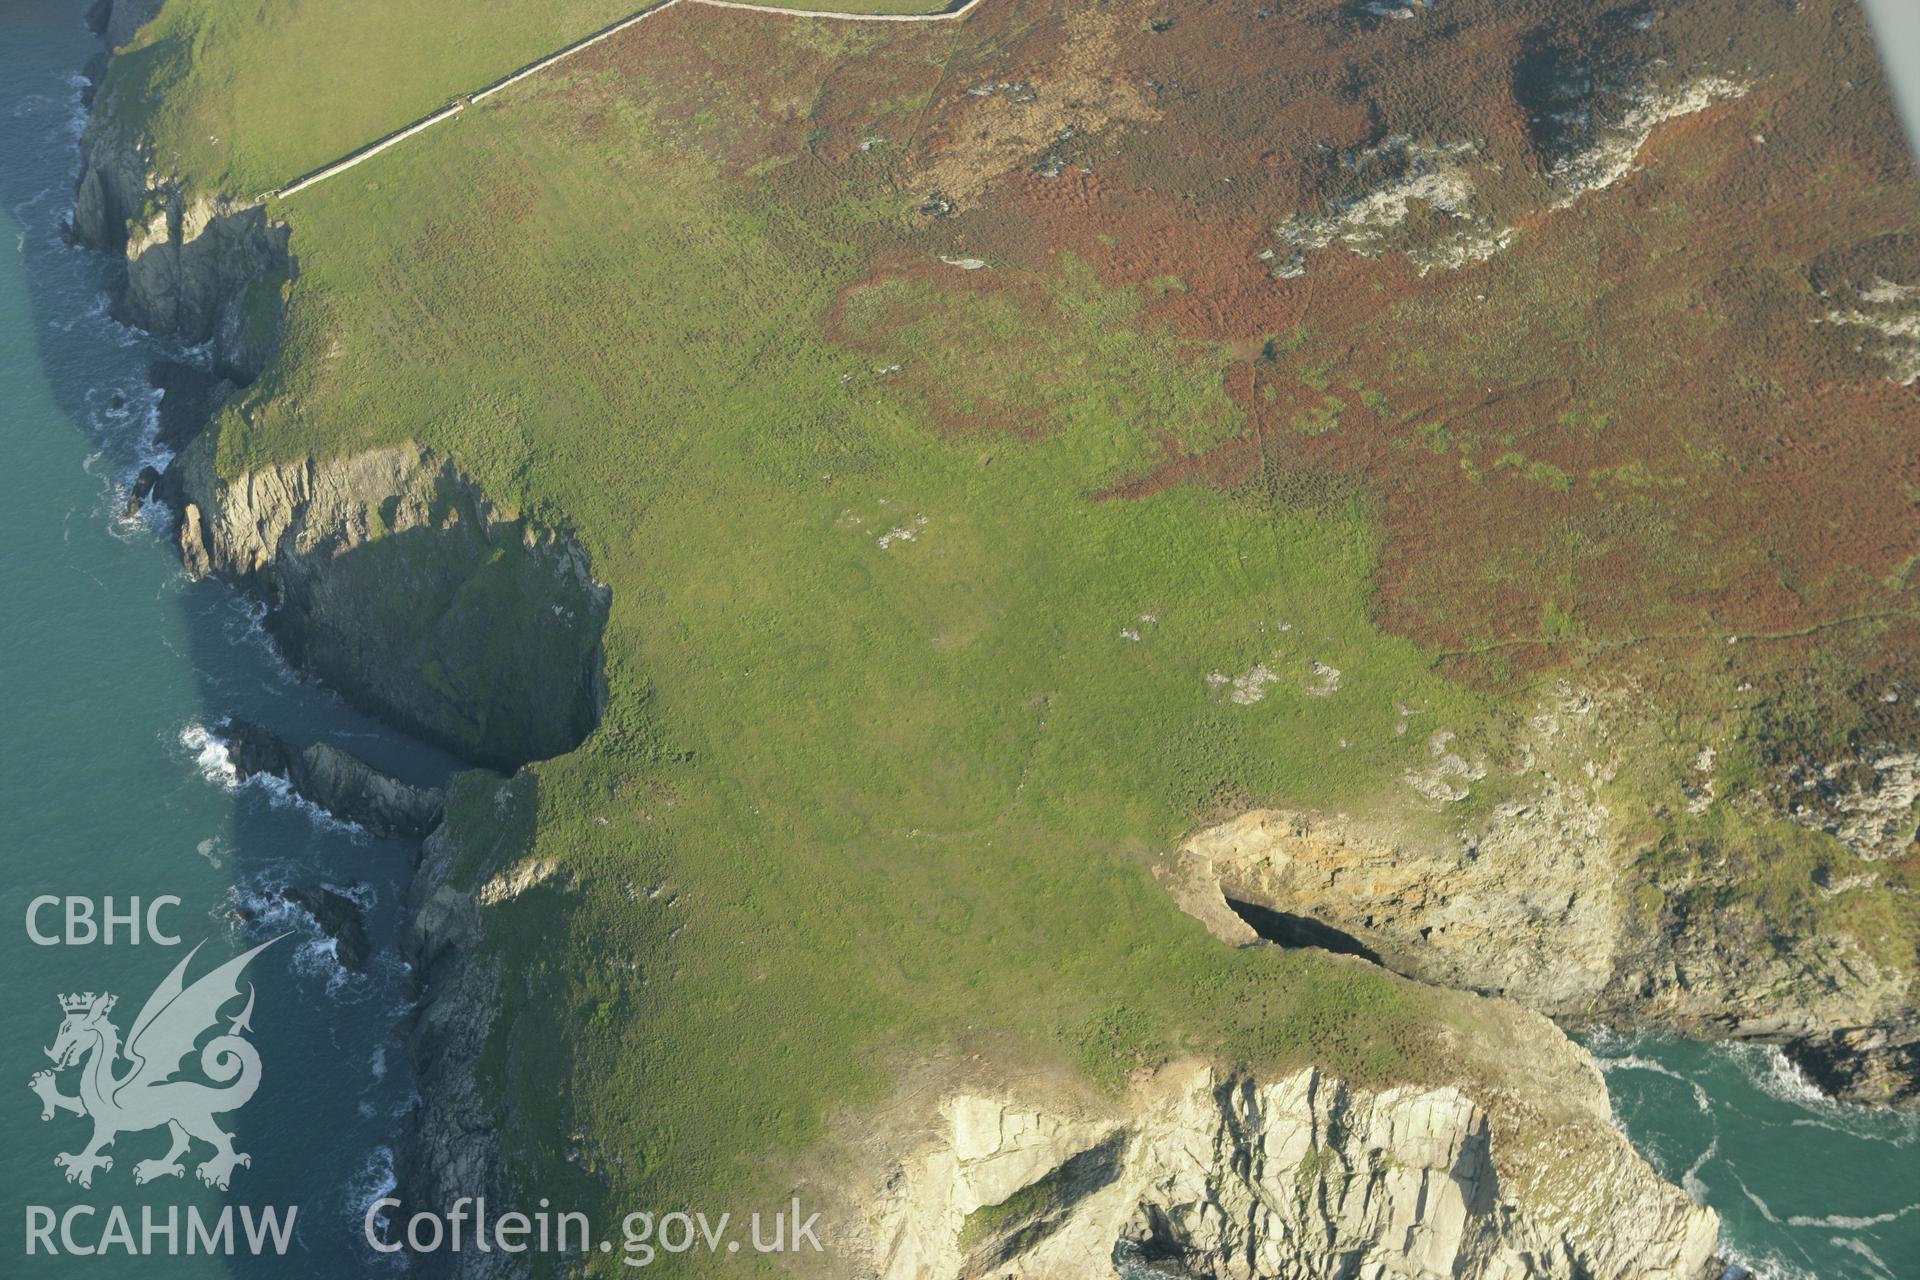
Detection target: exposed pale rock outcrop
<box><xmin>1786</xmin><ymin>749</ymin><xmax>1920</xmax><ymax>862</ymax></box>
<box><xmin>869</xmin><ymin>1054</ymin><xmax>1722</xmax><ymax>1280</ymax></box>
<box><xmin>1172</xmin><ymin>801</ymin><xmax>1919</xmax><ymax>1107</ymax></box>
<box><xmin>1543</xmin><ymin>75</ymin><xmax>1748</xmax><ymax>207</ymax></box>
<box><xmin>1820</xmin><ymin>283</ymin><xmax>1920</xmax><ymax>385</ymax></box>
<box><xmin>166</xmin><ymin>434</ymin><xmax>608</xmax><ymax>769</ymax></box>
<box><xmin>1175</xmin><ymin>798</ymin><xmax>1620</xmax><ymax>1015</ymax></box>
<box><xmin>1267</xmin><ymin>59</ymin><xmax>1746</xmax><ymax>281</ymax></box>
<box><xmin>1270</xmin><ymin>136</ymin><xmax>1513</xmax><ymax>279</ymax></box>
<box><xmin>1167</xmin><ymin>680</ymin><xmax>1920</xmax><ymax>1108</ymax></box>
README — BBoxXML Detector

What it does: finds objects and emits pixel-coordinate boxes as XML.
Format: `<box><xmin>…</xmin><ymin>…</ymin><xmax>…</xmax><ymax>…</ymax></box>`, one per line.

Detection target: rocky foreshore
<box><xmin>1170</xmin><ymin>797</ymin><xmax>1920</xmax><ymax>1109</ymax></box>
<box><xmin>864</xmin><ymin>1027</ymin><xmax>1735</xmax><ymax>1280</ymax></box>
<box><xmin>218</xmin><ymin>717</ymin><xmax>446</xmax><ymax>838</ymax></box>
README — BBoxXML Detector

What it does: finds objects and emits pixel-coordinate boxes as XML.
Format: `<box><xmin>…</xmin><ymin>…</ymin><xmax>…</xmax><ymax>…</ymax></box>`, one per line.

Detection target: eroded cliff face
<box><xmin>1166</xmin><ymin>684</ymin><xmax>1920</xmax><ymax>1107</ymax></box>
<box><xmin>166</xmin><ymin>432</ymin><xmax>608</xmax><ymax>770</ymax></box>
<box><xmin>1174</xmin><ymin>805</ymin><xmax>1912</xmax><ymax>1035</ymax></box>
<box><xmin>866</xmin><ymin>1054</ymin><xmax>1721</xmax><ymax>1280</ymax></box>
<box><xmin>67</xmin><ymin>8</ymin><xmax>596</xmax><ymax>1258</ymax></box>
<box><xmin>1178</xmin><ymin>802</ymin><xmax>1620</xmax><ymax>1017</ymax></box>
<box><xmin>399</xmin><ymin>812</ymin><xmax>514</xmax><ymax>1280</ymax></box>
<box><xmin>84</xmin><ymin>0</ymin><xmax>165</xmax><ymax>52</ymax></box>
<box><xmin>73</xmin><ymin>10</ymin><xmax>290</xmax><ymax>383</ymax></box>
<box><xmin>76</xmin><ymin>7</ymin><xmax>604</xmax><ymax>772</ymax></box>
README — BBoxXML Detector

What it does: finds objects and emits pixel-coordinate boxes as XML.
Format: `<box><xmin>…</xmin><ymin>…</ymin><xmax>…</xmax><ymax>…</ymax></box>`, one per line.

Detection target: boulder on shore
<box><xmin>1785</xmin><ymin>1025</ymin><xmax>1920</xmax><ymax>1107</ymax></box>
<box><xmin>235</xmin><ymin>884</ymin><xmax>374</xmax><ymax>972</ymax></box>
<box><xmin>124</xmin><ymin>465</ymin><xmax>161</xmax><ymax>518</ymax></box>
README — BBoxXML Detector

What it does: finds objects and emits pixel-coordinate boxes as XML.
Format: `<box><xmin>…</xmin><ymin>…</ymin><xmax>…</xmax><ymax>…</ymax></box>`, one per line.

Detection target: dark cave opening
<box><xmin>1224</xmin><ymin>899</ymin><xmax>1382</xmax><ymax>964</ymax></box>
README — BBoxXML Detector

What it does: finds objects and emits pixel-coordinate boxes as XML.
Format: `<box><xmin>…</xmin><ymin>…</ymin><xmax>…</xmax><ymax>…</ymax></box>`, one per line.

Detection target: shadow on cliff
<box><xmin>1225</xmin><ymin>898</ymin><xmax>1384</xmax><ymax>965</ymax></box>
<box><xmin>2</xmin><ymin>10</ymin><xmax>527</xmax><ymax>1272</ymax></box>
<box><xmin>253</xmin><ymin>518</ymin><xmax>610</xmax><ymax>773</ymax></box>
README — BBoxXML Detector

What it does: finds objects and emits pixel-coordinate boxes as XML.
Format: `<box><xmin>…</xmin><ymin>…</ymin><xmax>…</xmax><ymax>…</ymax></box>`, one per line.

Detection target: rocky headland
<box><xmin>864</xmin><ymin>1045</ymin><xmax>1725</xmax><ymax>1280</ymax></box>
<box><xmin>60</xmin><ymin>1</ymin><xmax>1920</xmax><ymax>1277</ymax></box>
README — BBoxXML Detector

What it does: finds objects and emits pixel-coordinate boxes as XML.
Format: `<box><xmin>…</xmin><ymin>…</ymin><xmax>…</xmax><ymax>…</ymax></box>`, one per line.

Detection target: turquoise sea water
<box><xmin>1585</xmin><ymin>1031</ymin><xmax>1919</xmax><ymax>1280</ymax></box>
<box><xmin>2</xmin><ymin>5</ymin><xmax>1915</xmax><ymax>1279</ymax></box>
<box><xmin>0</xmin><ymin>7</ymin><xmax>458</xmax><ymax>1274</ymax></box>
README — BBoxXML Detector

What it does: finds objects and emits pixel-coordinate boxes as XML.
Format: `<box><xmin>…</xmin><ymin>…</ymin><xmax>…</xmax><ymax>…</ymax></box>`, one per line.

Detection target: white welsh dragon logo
<box><xmin>28</xmin><ymin>937</ymin><xmax>284</xmax><ymax>1191</ymax></box>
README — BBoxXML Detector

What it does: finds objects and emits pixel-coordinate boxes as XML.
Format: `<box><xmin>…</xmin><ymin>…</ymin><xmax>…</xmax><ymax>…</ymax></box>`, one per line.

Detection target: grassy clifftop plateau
<box><xmin>95</xmin><ymin>0</ymin><xmax>958</xmax><ymax>198</ymax></box>
<box><xmin>97</xmin><ymin>0</ymin><xmax>1920</xmax><ymax>1265</ymax></box>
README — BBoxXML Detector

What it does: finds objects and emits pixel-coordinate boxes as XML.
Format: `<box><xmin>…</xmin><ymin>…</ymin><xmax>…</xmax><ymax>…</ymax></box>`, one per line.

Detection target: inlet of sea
<box><xmin>1581</xmin><ymin>1030</ymin><xmax>1917</xmax><ymax>1280</ymax></box>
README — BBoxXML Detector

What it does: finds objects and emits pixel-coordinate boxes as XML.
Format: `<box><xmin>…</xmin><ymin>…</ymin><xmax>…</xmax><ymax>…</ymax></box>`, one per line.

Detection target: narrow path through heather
<box><xmin>268</xmin><ymin>0</ymin><xmax>987</xmax><ymax>200</ymax></box>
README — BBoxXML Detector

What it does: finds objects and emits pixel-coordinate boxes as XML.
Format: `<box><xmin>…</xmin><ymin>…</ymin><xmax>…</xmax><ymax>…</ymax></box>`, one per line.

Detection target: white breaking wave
<box><xmin>329</xmin><ymin>878</ymin><xmax>379</xmax><ymax>911</ymax></box>
<box><xmin>60</xmin><ymin>70</ymin><xmax>89</xmax><ymax>141</ymax></box>
<box><xmin>1681</xmin><ymin>1134</ymin><xmax>1717</xmax><ymax>1205</ymax></box>
<box><xmin>1594</xmin><ymin>1051</ymin><xmax>1715</xmax><ymax>1115</ymax></box>
<box><xmin>1731</xmin><ymin>1175</ymin><xmax>1913</xmax><ymax>1277</ymax></box>
<box><xmin>347</xmin><ymin>1145</ymin><xmax>398</xmax><ymax>1216</ymax></box>
<box><xmin>1595</xmin><ymin>1035</ymin><xmax>1920</xmax><ymax>1277</ymax></box>
<box><xmin>226</xmin><ymin>876</ymin><xmax>362</xmax><ymax>997</ymax></box>
<box><xmin>1788</xmin><ymin>1201</ymin><xmax>1920</xmax><ymax>1230</ymax></box>
<box><xmin>1788</xmin><ymin>1110</ymin><xmax>1920</xmax><ymax>1148</ymax></box>
<box><xmin>1587</xmin><ymin>1030</ymin><xmax>1719</xmax><ymax>1119</ymax></box>
<box><xmin>349</xmin><ymin>1146</ymin><xmax>410</xmax><ymax>1271</ymax></box>
<box><xmin>182</xmin><ymin>721</ymin><xmax>243</xmax><ymax>788</ymax></box>
<box><xmin>219</xmin><ymin>598</ymin><xmax>306</xmax><ymax>687</ymax></box>
<box><xmin>1720</xmin><ymin>1243</ymin><xmax>1820</xmax><ymax>1280</ymax></box>
<box><xmin>178</xmin><ymin>720</ymin><xmax>366</xmax><ymax>838</ymax></box>
<box><xmin>1738</xmin><ymin>1176</ymin><xmax>1785</xmax><ymax>1226</ymax></box>
<box><xmin>1713</xmin><ymin>1040</ymin><xmax>1834</xmax><ymax>1111</ymax></box>
<box><xmin>1596</xmin><ymin>1051</ymin><xmax>1686</xmax><ymax>1081</ymax></box>
<box><xmin>1828</xmin><ymin>1234</ymin><xmax>1896</xmax><ymax>1280</ymax></box>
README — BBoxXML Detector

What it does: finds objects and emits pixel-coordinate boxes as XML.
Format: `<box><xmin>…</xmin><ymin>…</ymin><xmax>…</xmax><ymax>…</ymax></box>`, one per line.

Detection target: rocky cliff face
<box><xmin>85</xmin><ymin>0</ymin><xmax>166</xmax><ymax>52</ymax></box>
<box><xmin>1176</xmin><ymin>801</ymin><xmax>1620</xmax><ymax>1017</ymax></box>
<box><xmin>1166</xmin><ymin>682</ymin><xmax>1920</xmax><ymax>1108</ymax></box>
<box><xmin>72</xmin><ymin>7</ymin><xmax>290</xmax><ymax>383</ymax></box>
<box><xmin>68</xmin><ymin>9</ymin><xmax>595</xmax><ymax>1260</ymax></box>
<box><xmin>166</xmin><ymin>432</ymin><xmax>608</xmax><ymax>770</ymax></box>
<box><xmin>868</xmin><ymin>1052</ymin><xmax>1723</xmax><ymax>1280</ymax></box>
<box><xmin>398</xmin><ymin>814</ymin><xmax>514</xmax><ymax>1280</ymax></box>
<box><xmin>219</xmin><ymin>717</ymin><xmax>446</xmax><ymax>838</ymax></box>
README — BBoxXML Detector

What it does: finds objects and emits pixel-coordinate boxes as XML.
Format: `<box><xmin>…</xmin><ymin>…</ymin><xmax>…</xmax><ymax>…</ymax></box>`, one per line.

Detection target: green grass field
<box><xmin>108</xmin><ymin>0</ymin><xmax>1920</xmax><ymax>1267</ymax></box>
<box><xmin>193</xmin><ymin>28</ymin><xmax>1539</xmax><ymax>1254</ymax></box>
<box><xmin>98</xmin><ymin>0</ymin><xmax>959</xmax><ymax>197</ymax></box>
